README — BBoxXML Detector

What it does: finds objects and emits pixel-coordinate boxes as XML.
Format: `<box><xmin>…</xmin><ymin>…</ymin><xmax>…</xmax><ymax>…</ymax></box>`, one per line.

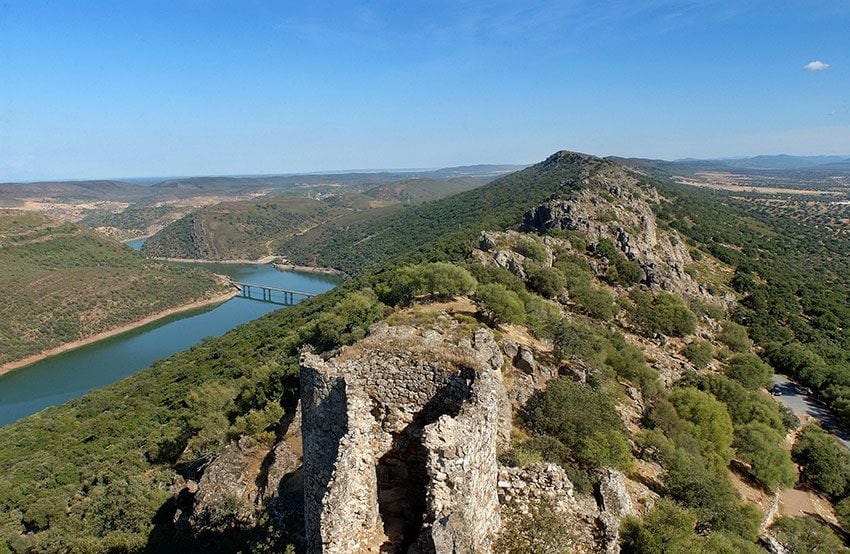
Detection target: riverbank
<box><xmin>0</xmin><ymin>289</ymin><xmax>238</xmax><ymax>377</ymax></box>
<box><xmin>150</xmin><ymin>255</ymin><xmax>279</xmax><ymax>264</ymax></box>
<box><xmin>273</xmin><ymin>262</ymin><xmax>348</xmax><ymax>279</ymax></box>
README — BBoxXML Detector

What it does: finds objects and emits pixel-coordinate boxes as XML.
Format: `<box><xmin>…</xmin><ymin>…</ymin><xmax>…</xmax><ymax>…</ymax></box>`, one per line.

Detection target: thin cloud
<box><xmin>804</xmin><ymin>60</ymin><xmax>830</xmax><ymax>71</ymax></box>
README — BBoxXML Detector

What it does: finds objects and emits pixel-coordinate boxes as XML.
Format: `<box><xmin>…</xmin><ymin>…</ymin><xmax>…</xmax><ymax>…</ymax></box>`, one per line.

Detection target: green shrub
<box><xmin>792</xmin><ymin>424</ymin><xmax>850</xmax><ymax>497</ymax></box>
<box><xmin>521</xmin><ymin>294</ymin><xmax>562</xmax><ymax>339</ymax></box>
<box><xmin>628</xmin><ymin>290</ymin><xmax>697</xmax><ymax>337</ymax></box>
<box><xmin>467</xmin><ymin>264</ymin><xmax>525</xmax><ymax>295</ymax></box>
<box><xmin>683</xmin><ymin>373</ymin><xmax>784</xmax><ymax>433</ymax></box>
<box><xmin>572</xmin><ymin>284</ymin><xmax>619</xmax><ymax>320</ymax></box>
<box><xmin>525</xmin><ymin>262</ymin><xmax>566</xmax><ymax>298</ymax></box>
<box><xmin>529</xmin><ymin>378</ymin><xmax>632</xmax><ymax>470</ymax></box>
<box><xmin>475</xmin><ymin>283</ymin><xmax>525</xmax><ymax>325</ymax></box>
<box><xmin>552</xmin><ymin>320</ymin><xmax>607</xmax><ymax>366</ymax></box>
<box><xmin>596</xmin><ymin>237</ymin><xmax>643</xmax><ymax>286</ymax></box>
<box><xmin>513</xmin><ymin>236</ymin><xmax>548</xmax><ymax>263</ymax></box>
<box><xmin>668</xmin><ymin>387</ymin><xmax>734</xmax><ymax>462</ymax></box>
<box><xmin>724</xmin><ymin>353</ymin><xmax>773</xmax><ymax>390</ymax></box>
<box><xmin>682</xmin><ymin>339</ymin><xmax>713</xmax><ymax>369</ymax></box>
<box><xmin>620</xmin><ymin>499</ymin><xmax>761</xmax><ymax>554</ymax></box>
<box><xmin>665</xmin><ymin>450</ymin><xmax>760</xmax><ymax>537</ymax></box>
<box><xmin>733</xmin><ymin>422</ymin><xmax>796</xmax><ymax>491</ymax></box>
<box><xmin>379</xmin><ymin>262</ymin><xmax>477</xmax><ymax>305</ymax></box>
<box><xmin>770</xmin><ymin>516</ymin><xmax>849</xmax><ymax>553</ymax></box>
<box><xmin>718</xmin><ymin>321</ymin><xmax>750</xmax><ymax>352</ymax></box>
<box><xmin>606</xmin><ymin>344</ymin><xmax>661</xmax><ymax>398</ymax></box>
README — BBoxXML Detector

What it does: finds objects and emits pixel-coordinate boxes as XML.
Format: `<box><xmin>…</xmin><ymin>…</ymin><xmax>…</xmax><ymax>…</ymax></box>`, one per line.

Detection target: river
<box><xmin>0</xmin><ymin>262</ymin><xmax>340</xmax><ymax>427</ymax></box>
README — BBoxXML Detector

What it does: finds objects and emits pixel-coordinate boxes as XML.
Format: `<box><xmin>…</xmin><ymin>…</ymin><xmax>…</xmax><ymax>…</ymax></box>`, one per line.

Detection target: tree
<box><xmin>669</xmin><ymin>387</ymin><xmax>734</xmax><ymax>462</ymax></box>
<box><xmin>733</xmin><ymin>422</ymin><xmax>796</xmax><ymax>491</ymax></box>
<box><xmin>513</xmin><ymin>236</ymin><xmax>548</xmax><ymax>263</ymax></box>
<box><xmin>529</xmin><ymin>378</ymin><xmax>632</xmax><ymax>470</ymax></box>
<box><xmin>525</xmin><ymin>262</ymin><xmax>566</xmax><ymax>298</ymax></box>
<box><xmin>792</xmin><ymin>424</ymin><xmax>850</xmax><ymax>497</ymax></box>
<box><xmin>770</xmin><ymin>516</ymin><xmax>849</xmax><ymax>553</ymax></box>
<box><xmin>628</xmin><ymin>290</ymin><xmax>697</xmax><ymax>337</ymax></box>
<box><xmin>724</xmin><ymin>353</ymin><xmax>773</xmax><ymax>390</ymax></box>
<box><xmin>475</xmin><ymin>283</ymin><xmax>525</xmax><ymax>325</ymax></box>
<box><xmin>718</xmin><ymin>321</ymin><xmax>750</xmax><ymax>352</ymax></box>
<box><xmin>682</xmin><ymin>339</ymin><xmax>713</xmax><ymax>369</ymax></box>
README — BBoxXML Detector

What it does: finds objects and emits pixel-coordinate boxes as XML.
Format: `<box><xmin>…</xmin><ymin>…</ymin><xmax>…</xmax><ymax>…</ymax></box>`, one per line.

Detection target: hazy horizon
<box><xmin>2</xmin><ymin>1</ymin><xmax>848</xmax><ymax>181</ymax></box>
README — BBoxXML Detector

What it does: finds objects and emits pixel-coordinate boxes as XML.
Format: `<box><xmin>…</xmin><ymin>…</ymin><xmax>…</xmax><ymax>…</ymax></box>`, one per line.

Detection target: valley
<box><xmin>3</xmin><ymin>151</ymin><xmax>850</xmax><ymax>553</ymax></box>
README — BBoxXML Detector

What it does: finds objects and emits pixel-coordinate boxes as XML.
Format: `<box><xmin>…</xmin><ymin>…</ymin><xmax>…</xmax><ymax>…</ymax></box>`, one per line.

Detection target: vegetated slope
<box><xmin>0</xmin><ymin>153</ymin><xmax>580</xmax><ymax>552</ymax></box>
<box><xmin>0</xmin><ymin>211</ymin><xmax>230</xmax><ymax>366</ymax></box>
<box><xmin>142</xmin><ymin>196</ymin><xmax>339</xmax><ymax>260</ymax></box>
<box><xmin>0</xmin><ymin>151</ymin><xmax>843</xmax><ymax>553</ymax></box>
<box><xmin>362</xmin><ymin>176</ymin><xmax>488</xmax><ymax>204</ymax></box>
<box><xmin>278</xmin><ymin>152</ymin><xmax>597</xmax><ymax>274</ymax></box>
<box><xmin>0</xmin><ymin>180</ymin><xmax>148</xmax><ymax>202</ymax></box>
<box><xmin>142</xmin><ymin>177</ymin><xmax>491</xmax><ymax>262</ymax></box>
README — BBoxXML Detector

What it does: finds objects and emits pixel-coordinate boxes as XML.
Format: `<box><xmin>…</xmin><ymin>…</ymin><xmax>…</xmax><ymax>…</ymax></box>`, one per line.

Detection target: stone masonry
<box><xmin>300</xmin><ymin>324</ymin><xmax>507</xmax><ymax>553</ymax></box>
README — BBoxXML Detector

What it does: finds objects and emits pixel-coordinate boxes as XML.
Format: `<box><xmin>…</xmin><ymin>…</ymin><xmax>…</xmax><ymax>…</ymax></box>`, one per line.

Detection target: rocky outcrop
<box><xmin>517</xmin><ymin>162</ymin><xmax>707</xmax><ymax>298</ymax></box>
<box><xmin>595</xmin><ymin>469</ymin><xmax>635</xmax><ymax>554</ymax></box>
<box><xmin>300</xmin><ymin>324</ymin><xmax>510</xmax><ymax>553</ymax></box>
<box><xmin>187</xmin><ymin>436</ymin><xmax>268</xmax><ymax>534</ymax></box>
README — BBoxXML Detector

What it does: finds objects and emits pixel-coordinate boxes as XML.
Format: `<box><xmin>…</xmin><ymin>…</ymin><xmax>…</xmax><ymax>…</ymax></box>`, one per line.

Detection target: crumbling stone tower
<box><xmin>300</xmin><ymin>324</ymin><xmax>507</xmax><ymax>553</ymax></box>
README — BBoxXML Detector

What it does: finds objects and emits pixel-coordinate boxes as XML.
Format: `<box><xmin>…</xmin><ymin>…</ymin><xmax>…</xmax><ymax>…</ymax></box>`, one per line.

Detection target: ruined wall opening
<box><xmin>374</xmin><ymin>367</ymin><xmax>476</xmax><ymax>552</ymax></box>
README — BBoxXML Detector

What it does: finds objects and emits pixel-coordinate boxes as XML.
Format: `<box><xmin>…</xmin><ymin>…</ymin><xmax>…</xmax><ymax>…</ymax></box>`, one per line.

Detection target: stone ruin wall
<box><xmin>300</xmin><ymin>325</ymin><xmax>506</xmax><ymax>553</ymax></box>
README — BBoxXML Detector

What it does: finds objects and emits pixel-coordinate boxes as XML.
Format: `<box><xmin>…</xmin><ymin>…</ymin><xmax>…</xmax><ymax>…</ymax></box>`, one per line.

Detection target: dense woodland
<box><xmin>1</xmin><ymin>153</ymin><xmax>850</xmax><ymax>552</ymax></box>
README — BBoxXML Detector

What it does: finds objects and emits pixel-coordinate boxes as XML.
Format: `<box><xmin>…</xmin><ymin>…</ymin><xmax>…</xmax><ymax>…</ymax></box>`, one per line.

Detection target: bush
<box><xmin>668</xmin><ymin>387</ymin><xmax>734</xmax><ymax>462</ymax></box>
<box><xmin>665</xmin><ymin>450</ymin><xmax>760</xmax><ymax>537</ymax></box>
<box><xmin>525</xmin><ymin>262</ymin><xmax>566</xmax><ymax>298</ymax></box>
<box><xmin>733</xmin><ymin>422</ymin><xmax>796</xmax><ymax>491</ymax></box>
<box><xmin>620</xmin><ymin>499</ymin><xmax>762</xmax><ymax>554</ymax></box>
<box><xmin>606</xmin><ymin>343</ymin><xmax>661</xmax><ymax>398</ymax></box>
<box><xmin>467</xmin><ymin>264</ymin><xmax>525</xmax><ymax>295</ymax></box>
<box><xmin>724</xmin><ymin>353</ymin><xmax>773</xmax><ymax>390</ymax></box>
<box><xmin>572</xmin><ymin>284</ymin><xmax>619</xmax><ymax>320</ymax></box>
<box><xmin>529</xmin><ymin>378</ymin><xmax>632</xmax><ymax>470</ymax></box>
<box><xmin>521</xmin><ymin>294</ymin><xmax>562</xmax><ymax>340</ymax></box>
<box><xmin>685</xmin><ymin>373</ymin><xmax>785</xmax><ymax>434</ymax></box>
<box><xmin>475</xmin><ymin>283</ymin><xmax>525</xmax><ymax>325</ymax></box>
<box><xmin>770</xmin><ymin>516</ymin><xmax>849</xmax><ymax>554</ymax></box>
<box><xmin>682</xmin><ymin>339</ymin><xmax>713</xmax><ymax>369</ymax></box>
<box><xmin>552</xmin><ymin>320</ymin><xmax>607</xmax><ymax>366</ymax></box>
<box><xmin>792</xmin><ymin>424</ymin><xmax>850</xmax><ymax>497</ymax></box>
<box><xmin>513</xmin><ymin>236</ymin><xmax>548</xmax><ymax>263</ymax></box>
<box><xmin>628</xmin><ymin>290</ymin><xmax>697</xmax><ymax>337</ymax></box>
<box><xmin>718</xmin><ymin>321</ymin><xmax>750</xmax><ymax>352</ymax></box>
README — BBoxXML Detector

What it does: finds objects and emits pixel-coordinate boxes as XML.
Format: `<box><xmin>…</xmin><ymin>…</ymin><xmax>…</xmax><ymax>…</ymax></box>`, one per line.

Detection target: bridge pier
<box><xmin>233</xmin><ymin>282</ymin><xmax>315</xmax><ymax>306</ymax></box>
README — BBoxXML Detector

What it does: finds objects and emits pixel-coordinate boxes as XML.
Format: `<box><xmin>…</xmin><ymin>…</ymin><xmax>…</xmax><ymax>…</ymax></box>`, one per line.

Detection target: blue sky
<box><xmin>1</xmin><ymin>1</ymin><xmax>848</xmax><ymax>180</ymax></box>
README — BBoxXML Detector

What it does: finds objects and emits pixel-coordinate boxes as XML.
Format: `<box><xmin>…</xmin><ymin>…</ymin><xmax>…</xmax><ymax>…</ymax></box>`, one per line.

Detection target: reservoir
<box><xmin>0</xmin><ymin>262</ymin><xmax>339</xmax><ymax>427</ymax></box>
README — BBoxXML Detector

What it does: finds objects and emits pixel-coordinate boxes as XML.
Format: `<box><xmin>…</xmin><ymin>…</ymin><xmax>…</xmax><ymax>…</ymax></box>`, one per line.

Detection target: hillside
<box><xmin>142</xmin><ymin>177</ymin><xmax>490</xmax><ymax>261</ymax></box>
<box><xmin>1</xmin><ymin>152</ymin><xmax>849</xmax><ymax>553</ymax></box>
<box><xmin>141</xmin><ymin>196</ymin><xmax>339</xmax><ymax>260</ymax></box>
<box><xmin>278</xmin><ymin>152</ymin><xmax>596</xmax><ymax>274</ymax></box>
<box><xmin>362</xmin><ymin>177</ymin><xmax>487</xmax><ymax>204</ymax></box>
<box><xmin>0</xmin><ymin>211</ymin><xmax>231</xmax><ymax>368</ymax></box>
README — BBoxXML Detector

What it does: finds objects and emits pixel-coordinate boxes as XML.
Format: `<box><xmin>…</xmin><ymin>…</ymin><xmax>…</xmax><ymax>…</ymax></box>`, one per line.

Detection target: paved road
<box><xmin>771</xmin><ymin>374</ymin><xmax>850</xmax><ymax>451</ymax></box>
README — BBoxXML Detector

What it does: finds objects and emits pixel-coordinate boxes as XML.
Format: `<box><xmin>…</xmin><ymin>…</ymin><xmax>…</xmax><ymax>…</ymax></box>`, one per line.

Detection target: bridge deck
<box><xmin>233</xmin><ymin>282</ymin><xmax>316</xmax><ymax>297</ymax></box>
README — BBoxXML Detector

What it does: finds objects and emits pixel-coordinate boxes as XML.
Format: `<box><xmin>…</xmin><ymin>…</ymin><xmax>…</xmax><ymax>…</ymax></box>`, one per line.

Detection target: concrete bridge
<box><xmin>234</xmin><ymin>282</ymin><xmax>316</xmax><ymax>305</ymax></box>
